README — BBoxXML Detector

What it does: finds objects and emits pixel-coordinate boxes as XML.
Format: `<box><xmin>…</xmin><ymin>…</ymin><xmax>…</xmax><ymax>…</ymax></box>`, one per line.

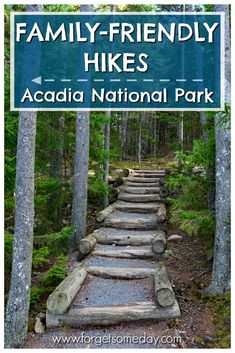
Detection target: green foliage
<box><xmin>30</xmin><ymin>287</ymin><xmax>44</xmax><ymax>307</ymax></box>
<box><xmin>41</xmin><ymin>255</ymin><xmax>67</xmax><ymax>287</ymax></box>
<box><xmin>32</xmin><ymin>247</ymin><xmax>49</xmax><ymax>269</ymax></box>
<box><xmin>120</xmin><ymin>4</ymin><xmax>155</xmax><ymax>12</ymax></box>
<box><xmin>4</xmin><ymin>232</ymin><xmax>13</xmax><ymax>275</ymax></box>
<box><xmin>34</xmin><ymin>177</ymin><xmax>71</xmax><ymax>234</ymax></box>
<box><xmin>216</xmin><ymin>103</ymin><xmax>231</xmax><ymax>130</ymax></box>
<box><xmin>90</xmin><ymin>112</ymin><xmax>109</xmax><ymax>164</ymax></box>
<box><xmin>166</xmin><ymin>122</ymin><xmax>216</xmax><ymax>238</ymax></box>
<box><xmin>88</xmin><ymin>176</ymin><xmax>108</xmax><ymax>201</ymax></box>
<box><xmin>47</xmin><ymin>226</ymin><xmax>75</xmax><ymax>255</ymax></box>
<box><xmin>170</xmin><ymin>209</ymin><xmax>215</xmax><ymax>237</ymax></box>
<box><xmin>175</xmin><ymin>138</ymin><xmax>215</xmax><ymax>171</ymax></box>
<box><xmin>208</xmin><ymin>292</ymin><xmax>231</xmax><ymax>348</ymax></box>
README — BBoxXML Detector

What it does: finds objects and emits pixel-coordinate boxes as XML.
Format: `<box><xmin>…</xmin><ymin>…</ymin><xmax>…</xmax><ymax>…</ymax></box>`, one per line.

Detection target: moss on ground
<box><xmin>208</xmin><ymin>292</ymin><xmax>231</xmax><ymax>348</ymax></box>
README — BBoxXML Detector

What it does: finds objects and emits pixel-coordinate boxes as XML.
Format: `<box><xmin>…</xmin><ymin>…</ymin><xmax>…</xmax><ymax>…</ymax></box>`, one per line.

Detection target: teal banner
<box><xmin>11</xmin><ymin>12</ymin><xmax>223</xmax><ymax>111</ymax></box>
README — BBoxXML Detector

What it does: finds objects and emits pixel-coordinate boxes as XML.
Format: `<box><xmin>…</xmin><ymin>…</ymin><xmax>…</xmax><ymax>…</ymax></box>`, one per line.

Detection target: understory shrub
<box><xmin>41</xmin><ymin>255</ymin><xmax>68</xmax><ymax>287</ymax></box>
<box><xmin>166</xmin><ymin>135</ymin><xmax>215</xmax><ymax>238</ymax></box>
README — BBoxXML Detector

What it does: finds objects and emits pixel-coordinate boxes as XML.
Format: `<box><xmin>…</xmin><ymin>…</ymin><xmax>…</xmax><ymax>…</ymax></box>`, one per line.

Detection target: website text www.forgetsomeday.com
<box><xmin>52</xmin><ymin>332</ymin><xmax>182</xmax><ymax>346</ymax></box>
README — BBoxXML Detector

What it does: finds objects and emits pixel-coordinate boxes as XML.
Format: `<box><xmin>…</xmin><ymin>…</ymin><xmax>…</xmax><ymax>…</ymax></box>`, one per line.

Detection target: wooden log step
<box><xmin>46</xmin><ymin>264</ymin><xmax>87</xmax><ymax>315</ymax></box>
<box><xmin>93</xmin><ymin>228</ymin><xmax>158</xmax><ymax>237</ymax></box>
<box><xmin>132</xmin><ymin>169</ymin><xmax>165</xmax><ymax>174</ymax></box>
<box><xmin>157</xmin><ymin>206</ymin><xmax>167</xmax><ymax>222</ymax></box>
<box><xmin>92</xmin><ymin>248</ymin><xmax>154</xmax><ymax>259</ymax></box>
<box><xmin>86</xmin><ymin>266</ymin><xmax>156</xmax><ymax>279</ymax></box>
<box><xmin>93</xmin><ymin>232</ymin><xmax>156</xmax><ymax>245</ymax></box>
<box><xmin>126</xmin><ymin>177</ymin><xmax>160</xmax><ymax>183</ymax></box>
<box><xmin>151</xmin><ymin>232</ymin><xmax>167</xmax><ymax>254</ymax></box>
<box><xmin>46</xmin><ymin>300</ymin><xmax>180</xmax><ymax>327</ymax></box>
<box><xmin>120</xmin><ymin>186</ymin><xmax>160</xmax><ymax>194</ymax></box>
<box><xmin>114</xmin><ymin>201</ymin><xmax>162</xmax><ymax>213</ymax></box>
<box><xmin>132</xmin><ymin>173</ymin><xmax>165</xmax><ymax>178</ymax></box>
<box><xmin>125</xmin><ymin>181</ymin><xmax>159</xmax><ymax>187</ymax></box>
<box><xmin>118</xmin><ymin>192</ymin><xmax>161</xmax><ymax>203</ymax></box>
<box><xmin>154</xmin><ymin>263</ymin><xmax>175</xmax><ymax>307</ymax></box>
<box><xmin>78</xmin><ymin>235</ymin><xmax>97</xmax><ymax>256</ymax></box>
<box><xmin>96</xmin><ymin>205</ymin><xmax>115</xmax><ymax>223</ymax></box>
<box><xmin>104</xmin><ymin>213</ymin><xmax>158</xmax><ymax>229</ymax></box>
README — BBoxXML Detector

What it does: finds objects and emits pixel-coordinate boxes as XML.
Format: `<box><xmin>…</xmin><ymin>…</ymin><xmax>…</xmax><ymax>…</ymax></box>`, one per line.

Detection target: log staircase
<box><xmin>46</xmin><ymin>169</ymin><xmax>180</xmax><ymax>328</ymax></box>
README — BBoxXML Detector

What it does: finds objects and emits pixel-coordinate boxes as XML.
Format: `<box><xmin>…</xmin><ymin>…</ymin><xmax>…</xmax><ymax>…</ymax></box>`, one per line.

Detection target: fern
<box><xmin>170</xmin><ymin>209</ymin><xmax>215</xmax><ymax>237</ymax></box>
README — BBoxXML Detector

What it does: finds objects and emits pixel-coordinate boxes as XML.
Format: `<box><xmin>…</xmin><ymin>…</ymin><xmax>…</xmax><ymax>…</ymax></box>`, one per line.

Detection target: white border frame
<box><xmin>10</xmin><ymin>11</ymin><xmax>225</xmax><ymax>112</ymax></box>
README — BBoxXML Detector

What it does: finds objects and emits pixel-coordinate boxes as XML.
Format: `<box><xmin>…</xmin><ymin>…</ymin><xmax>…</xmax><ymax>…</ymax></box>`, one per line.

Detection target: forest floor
<box><xmin>24</xmin><ymin>159</ymin><xmax>230</xmax><ymax>349</ymax></box>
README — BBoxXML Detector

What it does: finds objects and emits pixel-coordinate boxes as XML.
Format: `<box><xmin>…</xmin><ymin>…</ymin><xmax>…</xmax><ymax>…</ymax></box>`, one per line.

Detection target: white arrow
<box><xmin>32</xmin><ymin>76</ymin><xmax>42</xmax><ymax>85</ymax></box>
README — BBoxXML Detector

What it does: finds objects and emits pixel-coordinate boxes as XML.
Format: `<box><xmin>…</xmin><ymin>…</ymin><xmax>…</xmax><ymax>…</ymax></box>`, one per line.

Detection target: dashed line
<box><xmin>39</xmin><ymin>78</ymin><xmax>204</xmax><ymax>84</ymax></box>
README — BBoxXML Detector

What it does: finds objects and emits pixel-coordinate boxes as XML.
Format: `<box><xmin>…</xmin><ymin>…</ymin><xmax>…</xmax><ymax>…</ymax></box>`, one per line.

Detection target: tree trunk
<box><xmin>206</xmin><ymin>5</ymin><xmax>231</xmax><ymax>295</ymax></box>
<box><xmin>200</xmin><ymin>112</ymin><xmax>208</xmax><ymax>141</ymax></box>
<box><xmin>102</xmin><ymin>4</ymin><xmax>115</xmax><ymax>208</ymax></box>
<box><xmin>120</xmin><ymin>111</ymin><xmax>128</xmax><ymax>160</ymax></box>
<box><xmin>137</xmin><ymin>116</ymin><xmax>142</xmax><ymax>164</ymax></box>
<box><xmin>71</xmin><ymin>4</ymin><xmax>94</xmax><ymax>248</ymax></box>
<box><xmin>4</xmin><ymin>112</ymin><xmax>37</xmax><ymax>348</ymax></box>
<box><xmin>71</xmin><ymin>111</ymin><xmax>90</xmax><ymax>247</ymax></box>
<box><xmin>4</xmin><ymin>5</ymin><xmax>43</xmax><ymax>348</ymax></box>
<box><xmin>103</xmin><ymin>111</ymin><xmax>110</xmax><ymax>208</ymax></box>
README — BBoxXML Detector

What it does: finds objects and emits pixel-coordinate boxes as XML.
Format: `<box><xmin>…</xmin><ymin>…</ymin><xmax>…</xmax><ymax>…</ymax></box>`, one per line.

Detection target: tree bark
<box><xmin>4</xmin><ymin>5</ymin><xmax>43</xmax><ymax>348</ymax></box>
<box><xmin>4</xmin><ymin>112</ymin><xmax>37</xmax><ymax>348</ymax></box>
<box><xmin>206</xmin><ymin>5</ymin><xmax>231</xmax><ymax>295</ymax></box>
<box><xmin>103</xmin><ymin>111</ymin><xmax>110</xmax><ymax>208</ymax></box>
<box><xmin>200</xmin><ymin>112</ymin><xmax>208</xmax><ymax>141</ymax></box>
<box><xmin>120</xmin><ymin>111</ymin><xmax>128</xmax><ymax>159</ymax></box>
<box><xmin>71</xmin><ymin>111</ymin><xmax>90</xmax><ymax>247</ymax></box>
<box><xmin>137</xmin><ymin>116</ymin><xmax>142</xmax><ymax>164</ymax></box>
<box><xmin>102</xmin><ymin>4</ymin><xmax>115</xmax><ymax>208</ymax></box>
<box><xmin>71</xmin><ymin>4</ymin><xmax>94</xmax><ymax>248</ymax></box>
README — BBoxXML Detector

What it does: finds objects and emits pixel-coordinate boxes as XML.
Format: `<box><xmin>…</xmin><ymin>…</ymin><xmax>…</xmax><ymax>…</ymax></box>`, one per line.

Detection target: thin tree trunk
<box><xmin>120</xmin><ymin>111</ymin><xmax>128</xmax><ymax>160</ymax></box>
<box><xmin>178</xmin><ymin>4</ymin><xmax>186</xmax><ymax>166</ymax></box>
<box><xmin>71</xmin><ymin>111</ymin><xmax>90</xmax><ymax>247</ymax></box>
<box><xmin>206</xmin><ymin>5</ymin><xmax>231</xmax><ymax>295</ymax></box>
<box><xmin>103</xmin><ymin>111</ymin><xmax>110</xmax><ymax>208</ymax></box>
<box><xmin>200</xmin><ymin>112</ymin><xmax>208</xmax><ymax>141</ymax></box>
<box><xmin>4</xmin><ymin>112</ymin><xmax>37</xmax><ymax>348</ymax></box>
<box><xmin>71</xmin><ymin>4</ymin><xmax>94</xmax><ymax>248</ymax></box>
<box><xmin>4</xmin><ymin>5</ymin><xmax>42</xmax><ymax>348</ymax></box>
<box><xmin>153</xmin><ymin>115</ymin><xmax>157</xmax><ymax>157</ymax></box>
<box><xmin>191</xmin><ymin>4</ymin><xmax>208</xmax><ymax>143</ymax></box>
<box><xmin>137</xmin><ymin>116</ymin><xmax>142</xmax><ymax>164</ymax></box>
<box><xmin>102</xmin><ymin>4</ymin><xmax>115</xmax><ymax>208</ymax></box>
